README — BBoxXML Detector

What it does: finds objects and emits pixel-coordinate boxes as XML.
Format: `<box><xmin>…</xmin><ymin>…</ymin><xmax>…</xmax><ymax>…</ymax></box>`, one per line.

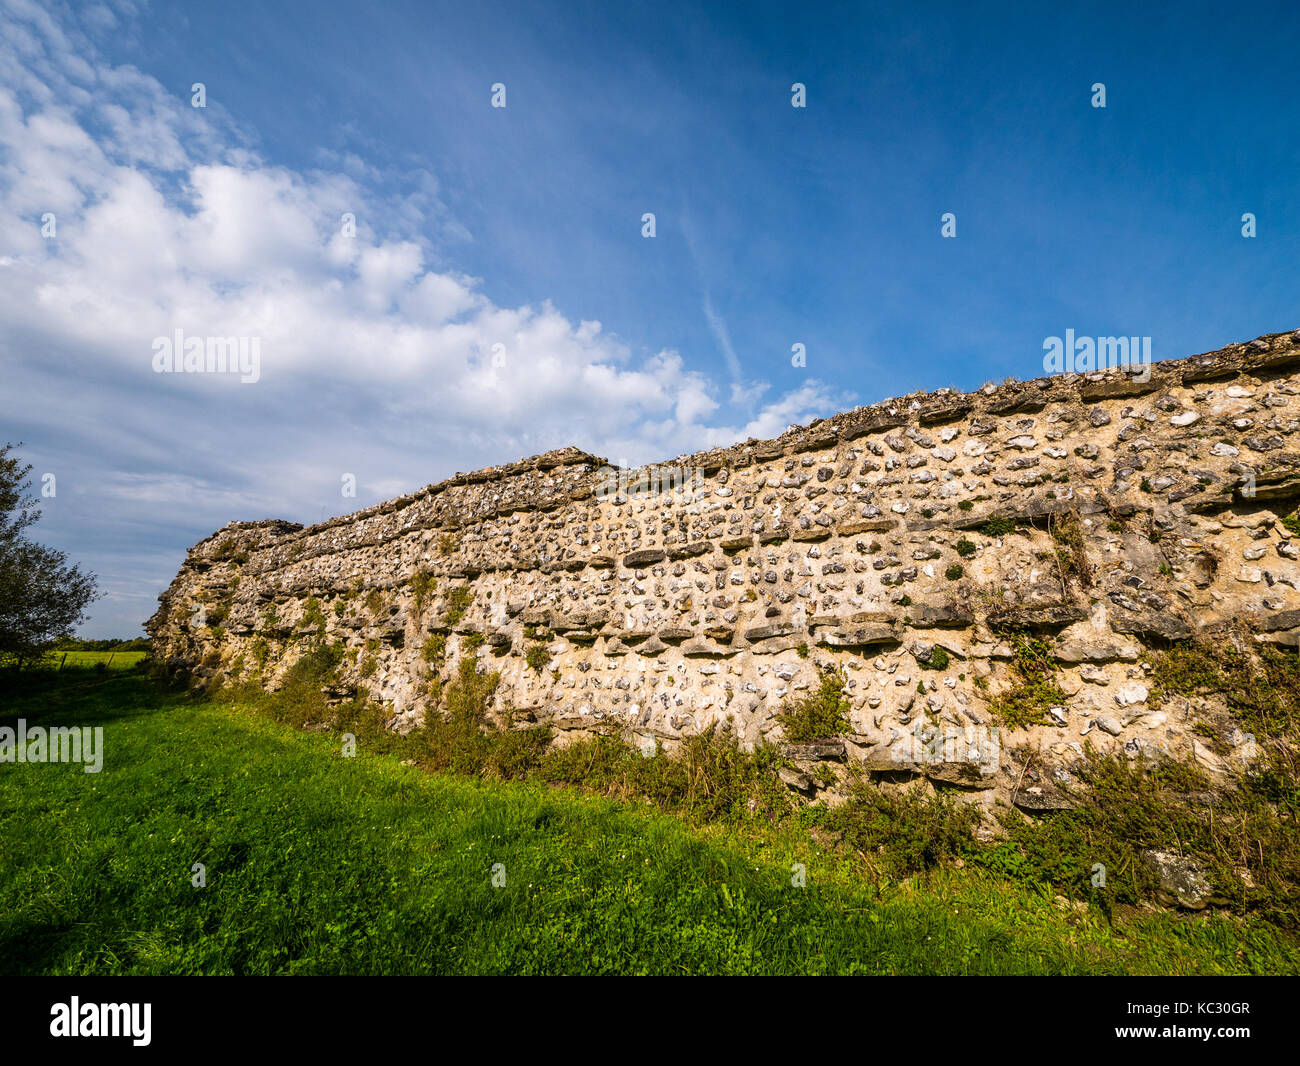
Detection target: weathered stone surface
<box><xmin>987</xmin><ymin>604</ymin><xmax>1088</xmax><ymax>632</ymax></box>
<box><xmin>1080</xmin><ymin>375</ymin><xmax>1161</xmax><ymax>402</ymax></box>
<box><xmin>1109</xmin><ymin>608</ymin><xmax>1195</xmax><ymax>643</ymax></box>
<box><xmin>744</xmin><ymin>623</ymin><xmax>796</xmax><ymax>642</ymax></box>
<box><xmin>778</xmin><ymin>765</ymin><xmax>815</xmax><ymax>793</ymax></box>
<box><xmin>817</xmin><ymin>625</ymin><xmax>901</xmax><ymax>648</ymax></box>
<box><xmin>781</xmin><ymin>739</ymin><xmax>847</xmax><ymax>762</ymax></box>
<box><xmin>1012</xmin><ymin>787</ymin><xmax>1075</xmax><ymax>812</ymax></box>
<box><xmin>1054</xmin><ymin>638</ymin><xmax>1140</xmax><ymax>664</ymax></box>
<box><xmin>904</xmin><ymin>604</ymin><xmax>975</xmax><ymax>629</ymax></box>
<box><xmin>146</xmin><ymin>329</ymin><xmax>1300</xmax><ymax>812</ymax></box>
<box><xmin>1141</xmin><ymin>850</ymin><xmax>1218</xmax><ymax>910</ymax></box>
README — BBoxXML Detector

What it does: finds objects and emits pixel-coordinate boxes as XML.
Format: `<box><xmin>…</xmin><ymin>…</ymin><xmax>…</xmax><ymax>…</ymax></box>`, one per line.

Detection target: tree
<box><xmin>0</xmin><ymin>443</ymin><xmax>99</xmax><ymax>667</ymax></box>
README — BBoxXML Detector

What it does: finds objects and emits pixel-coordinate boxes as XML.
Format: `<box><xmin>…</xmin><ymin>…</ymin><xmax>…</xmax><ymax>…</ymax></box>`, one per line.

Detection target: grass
<box><xmin>0</xmin><ymin>666</ymin><xmax>1296</xmax><ymax>974</ymax></box>
<box><xmin>41</xmin><ymin>650</ymin><xmax>147</xmax><ymax>670</ymax></box>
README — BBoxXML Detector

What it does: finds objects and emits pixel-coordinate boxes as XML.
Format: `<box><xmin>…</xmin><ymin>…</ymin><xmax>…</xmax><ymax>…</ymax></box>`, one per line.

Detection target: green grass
<box><xmin>0</xmin><ymin>668</ymin><xmax>1295</xmax><ymax>975</ymax></box>
<box><xmin>42</xmin><ymin>650</ymin><xmax>147</xmax><ymax>670</ymax></box>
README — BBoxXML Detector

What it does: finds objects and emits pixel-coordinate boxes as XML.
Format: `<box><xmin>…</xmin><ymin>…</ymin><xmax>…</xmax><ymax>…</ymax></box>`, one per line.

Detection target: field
<box><xmin>0</xmin><ymin>666</ymin><xmax>1296</xmax><ymax>975</ymax></box>
<box><xmin>43</xmin><ymin>650</ymin><xmax>148</xmax><ymax>670</ymax></box>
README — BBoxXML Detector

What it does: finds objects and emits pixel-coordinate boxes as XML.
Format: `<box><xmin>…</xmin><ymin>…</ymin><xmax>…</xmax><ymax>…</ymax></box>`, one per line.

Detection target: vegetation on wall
<box><xmin>778</xmin><ymin>668</ymin><xmax>850</xmax><ymax>741</ymax></box>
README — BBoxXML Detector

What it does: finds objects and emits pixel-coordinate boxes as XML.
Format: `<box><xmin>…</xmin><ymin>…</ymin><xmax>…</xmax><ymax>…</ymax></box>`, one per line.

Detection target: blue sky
<box><xmin>1</xmin><ymin>0</ymin><xmax>1297</xmax><ymax>636</ymax></box>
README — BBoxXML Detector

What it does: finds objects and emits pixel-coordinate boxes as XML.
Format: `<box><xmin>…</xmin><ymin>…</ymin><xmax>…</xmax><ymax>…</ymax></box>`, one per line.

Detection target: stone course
<box><xmin>149</xmin><ymin>329</ymin><xmax>1300</xmax><ymax>804</ymax></box>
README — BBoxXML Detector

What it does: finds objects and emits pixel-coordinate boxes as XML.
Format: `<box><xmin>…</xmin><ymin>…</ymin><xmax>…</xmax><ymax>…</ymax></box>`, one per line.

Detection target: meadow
<box><xmin>42</xmin><ymin>650</ymin><xmax>148</xmax><ymax>670</ymax></box>
<box><xmin>0</xmin><ymin>664</ymin><xmax>1295</xmax><ymax>975</ymax></box>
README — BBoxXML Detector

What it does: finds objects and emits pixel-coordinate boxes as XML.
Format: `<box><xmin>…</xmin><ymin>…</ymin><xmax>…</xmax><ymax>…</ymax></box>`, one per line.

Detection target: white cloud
<box><xmin>0</xmin><ymin>0</ymin><xmax>847</xmax><ymax>635</ymax></box>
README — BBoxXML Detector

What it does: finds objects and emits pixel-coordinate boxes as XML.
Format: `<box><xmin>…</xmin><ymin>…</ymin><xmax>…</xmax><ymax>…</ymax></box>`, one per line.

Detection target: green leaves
<box><xmin>778</xmin><ymin>668</ymin><xmax>850</xmax><ymax>741</ymax></box>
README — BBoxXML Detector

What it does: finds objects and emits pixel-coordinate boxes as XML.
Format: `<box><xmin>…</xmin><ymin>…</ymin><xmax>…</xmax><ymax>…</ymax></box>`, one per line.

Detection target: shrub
<box><xmin>990</xmin><ymin>752</ymin><xmax>1300</xmax><ymax>927</ymax></box>
<box><xmin>445</xmin><ymin>586</ymin><xmax>473</xmax><ymax>626</ymax></box>
<box><xmin>416</xmin><ymin>656</ymin><xmax>503</xmax><ymax>775</ymax></box>
<box><xmin>525</xmin><ymin>643</ymin><xmax>550</xmax><ymax>673</ymax></box>
<box><xmin>944</xmin><ymin>564</ymin><xmax>963</xmax><ymax>581</ymax></box>
<box><xmin>778</xmin><ymin>668</ymin><xmax>850</xmax><ymax>741</ymax></box>
<box><xmin>920</xmin><ymin>645</ymin><xmax>949</xmax><ymax>670</ymax></box>
<box><xmin>302</xmin><ymin>597</ymin><xmax>326</xmax><ymax>636</ymax></box>
<box><xmin>988</xmin><ymin>634</ymin><xmax>1062</xmax><ymax>729</ymax></box>
<box><xmin>824</xmin><ymin>779</ymin><xmax>981</xmax><ymax>878</ymax></box>
<box><xmin>1050</xmin><ymin>513</ymin><xmax>1091</xmax><ymax>588</ymax></box>
<box><xmin>262</xmin><ymin>642</ymin><xmax>345</xmax><ymax>728</ymax></box>
<box><xmin>485</xmin><ymin>728</ymin><xmax>553</xmax><ymax>780</ymax></box>
<box><xmin>444</xmin><ymin>655</ymin><xmax>500</xmax><ymax>722</ymax></box>
<box><xmin>954</xmin><ymin>537</ymin><xmax>976</xmax><ymax>558</ymax></box>
<box><xmin>410</xmin><ymin>570</ymin><xmax>436</xmax><ymax>613</ymax></box>
<box><xmin>250</xmin><ymin>638</ymin><xmax>269</xmax><ymax>670</ymax></box>
<box><xmin>538</xmin><ymin>725</ymin><xmax>791</xmax><ymax>823</ymax></box>
<box><xmin>981</xmin><ymin>516</ymin><xmax>1016</xmax><ymax>537</ymax></box>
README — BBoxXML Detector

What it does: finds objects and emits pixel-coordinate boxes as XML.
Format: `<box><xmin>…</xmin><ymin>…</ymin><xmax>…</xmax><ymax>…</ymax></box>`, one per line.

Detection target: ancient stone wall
<box><xmin>149</xmin><ymin>329</ymin><xmax>1300</xmax><ymax>807</ymax></box>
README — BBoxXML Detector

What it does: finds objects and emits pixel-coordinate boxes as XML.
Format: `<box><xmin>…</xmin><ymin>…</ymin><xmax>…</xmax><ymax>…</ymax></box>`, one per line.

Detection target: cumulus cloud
<box><xmin>0</xmin><ymin>0</ymin><xmax>846</xmax><ymax>634</ymax></box>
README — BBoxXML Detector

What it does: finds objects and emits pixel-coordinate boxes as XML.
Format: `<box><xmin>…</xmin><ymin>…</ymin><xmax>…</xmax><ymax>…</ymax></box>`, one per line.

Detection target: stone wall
<box><xmin>148</xmin><ymin>329</ymin><xmax>1300</xmax><ymax>808</ymax></box>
